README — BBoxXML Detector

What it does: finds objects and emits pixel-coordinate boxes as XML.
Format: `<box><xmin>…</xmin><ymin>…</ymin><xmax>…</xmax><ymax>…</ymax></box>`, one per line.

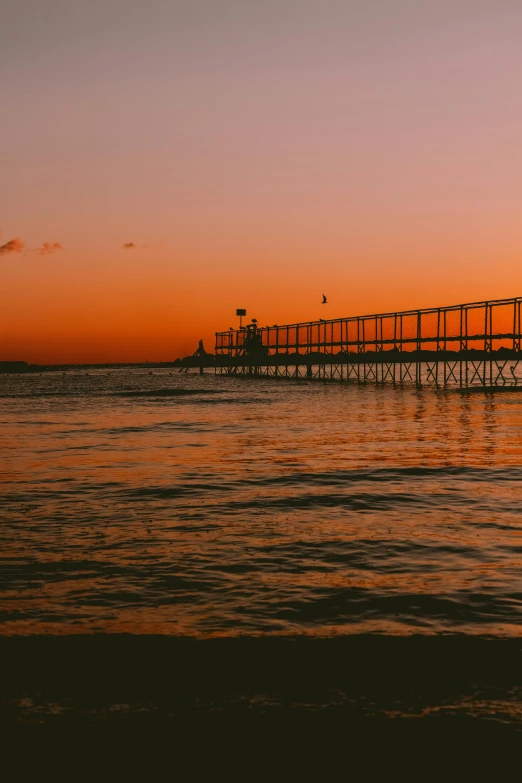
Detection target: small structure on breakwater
<box><xmin>178</xmin><ymin>339</ymin><xmax>214</xmax><ymax>373</ymax></box>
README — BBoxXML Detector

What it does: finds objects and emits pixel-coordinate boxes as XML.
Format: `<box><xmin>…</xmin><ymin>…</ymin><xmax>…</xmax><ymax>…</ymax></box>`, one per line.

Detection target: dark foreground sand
<box><xmin>2</xmin><ymin>634</ymin><xmax>521</xmax><ymax>773</ymax></box>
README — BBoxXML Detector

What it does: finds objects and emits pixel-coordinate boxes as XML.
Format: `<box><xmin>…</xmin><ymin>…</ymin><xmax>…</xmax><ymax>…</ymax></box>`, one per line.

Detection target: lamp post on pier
<box><xmin>236</xmin><ymin>308</ymin><xmax>246</xmax><ymax>329</ymax></box>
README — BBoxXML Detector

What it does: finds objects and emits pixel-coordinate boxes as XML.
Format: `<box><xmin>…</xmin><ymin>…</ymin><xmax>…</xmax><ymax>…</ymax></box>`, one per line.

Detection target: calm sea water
<box><xmin>2</xmin><ymin>367</ymin><xmax>522</xmax><ymax>637</ymax></box>
<box><xmin>2</xmin><ymin>368</ymin><xmax>522</xmax><ymax>732</ymax></box>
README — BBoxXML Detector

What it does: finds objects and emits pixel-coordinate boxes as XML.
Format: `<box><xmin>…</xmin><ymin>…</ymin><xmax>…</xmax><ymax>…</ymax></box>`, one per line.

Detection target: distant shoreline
<box><xmin>0</xmin><ymin>360</ymin><xmax>180</xmax><ymax>374</ymax></box>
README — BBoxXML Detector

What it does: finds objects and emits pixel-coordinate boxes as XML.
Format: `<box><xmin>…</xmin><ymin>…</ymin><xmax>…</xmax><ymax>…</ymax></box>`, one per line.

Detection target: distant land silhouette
<box><xmin>0</xmin><ymin>361</ymin><xmax>38</xmax><ymax>374</ymax></box>
<box><xmin>0</xmin><ymin>360</ymin><xmax>180</xmax><ymax>373</ymax></box>
<box><xmin>2</xmin><ymin>345</ymin><xmax>520</xmax><ymax>375</ymax></box>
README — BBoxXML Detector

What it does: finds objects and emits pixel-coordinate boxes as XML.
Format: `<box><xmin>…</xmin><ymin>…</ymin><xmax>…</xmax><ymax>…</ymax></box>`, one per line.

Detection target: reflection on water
<box><xmin>1</xmin><ymin>368</ymin><xmax>521</xmax><ymax>637</ymax></box>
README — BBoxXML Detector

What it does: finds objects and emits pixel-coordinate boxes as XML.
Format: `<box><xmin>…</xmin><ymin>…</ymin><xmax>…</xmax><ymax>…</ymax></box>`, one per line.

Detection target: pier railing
<box><xmin>212</xmin><ymin>297</ymin><xmax>522</xmax><ymax>387</ymax></box>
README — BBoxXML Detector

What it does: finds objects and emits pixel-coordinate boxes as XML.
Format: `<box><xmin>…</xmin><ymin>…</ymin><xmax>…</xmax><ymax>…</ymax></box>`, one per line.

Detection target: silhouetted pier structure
<box><xmin>210</xmin><ymin>297</ymin><xmax>522</xmax><ymax>388</ymax></box>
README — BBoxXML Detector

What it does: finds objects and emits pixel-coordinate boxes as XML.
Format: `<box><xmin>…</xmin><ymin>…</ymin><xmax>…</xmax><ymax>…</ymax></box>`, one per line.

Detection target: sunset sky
<box><xmin>2</xmin><ymin>0</ymin><xmax>522</xmax><ymax>363</ymax></box>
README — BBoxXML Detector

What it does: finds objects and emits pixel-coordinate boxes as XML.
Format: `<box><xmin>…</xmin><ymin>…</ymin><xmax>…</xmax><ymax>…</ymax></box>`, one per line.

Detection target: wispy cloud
<box><xmin>36</xmin><ymin>241</ymin><xmax>62</xmax><ymax>255</ymax></box>
<box><xmin>0</xmin><ymin>237</ymin><xmax>25</xmax><ymax>255</ymax></box>
<box><xmin>123</xmin><ymin>242</ymin><xmax>136</xmax><ymax>249</ymax></box>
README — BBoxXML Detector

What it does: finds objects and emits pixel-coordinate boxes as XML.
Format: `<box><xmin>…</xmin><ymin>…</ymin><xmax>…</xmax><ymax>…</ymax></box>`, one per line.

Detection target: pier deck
<box><xmin>209</xmin><ymin>297</ymin><xmax>522</xmax><ymax>388</ymax></box>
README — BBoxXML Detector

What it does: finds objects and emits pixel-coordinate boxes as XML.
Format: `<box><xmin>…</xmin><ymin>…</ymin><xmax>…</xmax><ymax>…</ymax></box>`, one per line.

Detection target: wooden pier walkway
<box><xmin>201</xmin><ymin>297</ymin><xmax>522</xmax><ymax>388</ymax></box>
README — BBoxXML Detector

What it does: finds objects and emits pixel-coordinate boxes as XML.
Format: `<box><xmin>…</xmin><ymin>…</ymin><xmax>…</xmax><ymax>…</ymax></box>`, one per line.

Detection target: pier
<box><xmin>207</xmin><ymin>297</ymin><xmax>522</xmax><ymax>388</ymax></box>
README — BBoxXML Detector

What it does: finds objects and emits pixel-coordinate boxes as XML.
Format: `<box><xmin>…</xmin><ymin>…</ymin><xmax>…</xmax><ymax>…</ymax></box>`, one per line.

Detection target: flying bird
<box><xmin>251</xmin><ymin>318</ymin><xmax>258</xmax><ymax>323</ymax></box>
<box><xmin>321</xmin><ymin>294</ymin><xmax>327</xmax><ymax>304</ymax></box>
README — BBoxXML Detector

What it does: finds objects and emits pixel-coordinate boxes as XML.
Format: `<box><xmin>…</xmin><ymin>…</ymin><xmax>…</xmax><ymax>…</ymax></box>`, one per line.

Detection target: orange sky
<box><xmin>2</xmin><ymin>1</ymin><xmax>522</xmax><ymax>364</ymax></box>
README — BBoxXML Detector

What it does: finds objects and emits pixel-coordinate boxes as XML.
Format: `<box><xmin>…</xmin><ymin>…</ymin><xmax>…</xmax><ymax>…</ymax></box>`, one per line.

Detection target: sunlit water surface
<box><xmin>2</xmin><ymin>368</ymin><xmax>521</xmax><ymax>638</ymax></box>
